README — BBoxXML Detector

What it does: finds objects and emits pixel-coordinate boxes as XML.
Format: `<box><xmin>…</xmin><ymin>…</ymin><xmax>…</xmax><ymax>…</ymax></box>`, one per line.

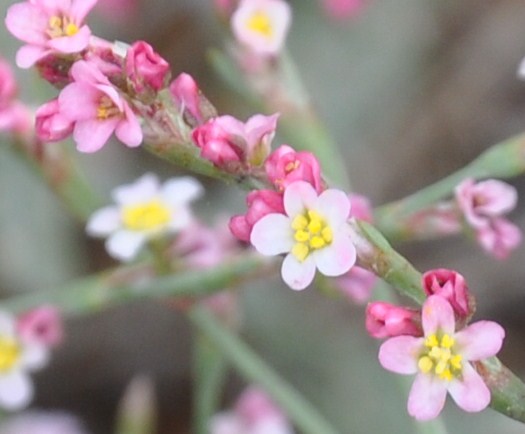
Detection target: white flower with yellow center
<box><xmin>231</xmin><ymin>0</ymin><xmax>292</xmax><ymax>55</ymax></box>
<box><xmin>0</xmin><ymin>312</ymin><xmax>49</xmax><ymax>410</ymax></box>
<box><xmin>86</xmin><ymin>173</ymin><xmax>203</xmax><ymax>262</ymax></box>
<box><xmin>251</xmin><ymin>181</ymin><xmax>356</xmax><ymax>290</ymax></box>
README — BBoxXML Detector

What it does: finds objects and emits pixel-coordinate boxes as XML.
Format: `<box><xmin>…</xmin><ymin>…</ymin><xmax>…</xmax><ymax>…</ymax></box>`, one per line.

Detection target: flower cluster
<box><xmin>0</xmin><ymin>57</ymin><xmax>31</xmax><ymax>135</ymax></box>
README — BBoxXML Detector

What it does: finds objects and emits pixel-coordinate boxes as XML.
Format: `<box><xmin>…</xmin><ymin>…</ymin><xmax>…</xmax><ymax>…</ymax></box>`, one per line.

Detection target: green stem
<box><xmin>188</xmin><ymin>306</ymin><xmax>340</xmax><ymax>434</ymax></box>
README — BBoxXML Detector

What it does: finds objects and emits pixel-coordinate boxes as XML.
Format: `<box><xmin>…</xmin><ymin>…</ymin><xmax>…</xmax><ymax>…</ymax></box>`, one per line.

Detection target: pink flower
<box><xmin>422</xmin><ymin>269</ymin><xmax>471</xmax><ymax>319</ymax></box>
<box><xmin>230</xmin><ymin>190</ymin><xmax>285</xmax><ymax>242</ymax></box>
<box><xmin>251</xmin><ymin>181</ymin><xmax>356</xmax><ymax>290</ymax></box>
<box><xmin>0</xmin><ymin>102</ymin><xmax>33</xmax><ymax>135</ymax></box>
<box><xmin>335</xmin><ymin>266</ymin><xmax>376</xmax><ymax>304</ymax></box>
<box><xmin>5</xmin><ymin>0</ymin><xmax>98</xmax><ymax>68</ymax></box>
<box><xmin>366</xmin><ymin>302</ymin><xmax>421</xmax><ymax>339</ymax></box>
<box><xmin>125</xmin><ymin>41</ymin><xmax>170</xmax><ymax>93</ymax></box>
<box><xmin>231</xmin><ymin>0</ymin><xmax>292</xmax><ymax>56</ymax></box>
<box><xmin>320</xmin><ymin>0</ymin><xmax>366</xmax><ymax>20</ymax></box>
<box><xmin>35</xmin><ymin>99</ymin><xmax>74</xmax><ymax>142</ymax></box>
<box><xmin>192</xmin><ymin>113</ymin><xmax>278</xmax><ymax>169</ymax></box>
<box><xmin>265</xmin><ymin>145</ymin><xmax>323</xmax><ymax>193</ymax></box>
<box><xmin>476</xmin><ymin>217</ymin><xmax>522</xmax><ymax>260</ymax></box>
<box><xmin>0</xmin><ymin>58</ymin><xmax>17</xmax><ymax>104</ymax></box>
<box><xmin>379</xmin><ymin>295</ymin><xmax>505</xmax><ymax>420</ymax></box>
<box><xmin>348</xmin><ymin>193</ymin><xmax>373</xmax><ymax>221</ymax></box>
<box><xmin>16</xmin><ymin>307</ymin><xmax>64</xmax><ymax>348</ymax></box>
<box><xmin>170</xmin><ymin>73</ymin><xmax>214</xmax><ymax>126</ymax></box>
<box><xmin>58</xmin><ymin>60</ymin><xmax>143</xmax><ymax>152</ymax></box>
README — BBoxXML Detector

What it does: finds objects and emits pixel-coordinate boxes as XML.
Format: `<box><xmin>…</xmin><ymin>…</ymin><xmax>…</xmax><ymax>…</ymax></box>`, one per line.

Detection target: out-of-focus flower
<box><xmin>348</xmin><ymin>193</ymin><xmax>373</xmax><ymax>221</ymax></box>
<box><xmin>125</xmin><ymin>41</ymin><xmax>170</xmax><ymax>93</ymax></box>
<box><xmin>366</xmin><ymin>302</ymin><xmax>421</xmax><ymax>339</ymax></box>
<box><xmin>5</xmin><ymin>0</ymin><xmax>98</xmax><ymax>68</ymax></box>
<box><xmin>86</xmin><ymin>173</ymin><xmax>203</xmax><ymax>261</ymax></box>
<box><xmin>193</xmin><ymin>113</ymin><xmax>278</xmax><ymax>169</ymax></box>
<box><xmin>35</xmin><ymin>99</ymin><xmax>74</xmax><ymax>142</ymax></box>
<box><xmin>265</xmin><ymin>145</ymin><xmax>323</xmax><ymax>193</ymax></box>
<box><xmin>0</xmin><ymin>411</ymin><xmax>89</xmax><ymax>434</ymax></box>
<box><xmin>16</xmin><ymin>307</ymin><xmax>64</xmax><ymax>349</ymax></box>
<box><xmin>231</xmin><ymin>0</ymin><xmax>292</xmax><ymax>56</ymax></box>
<box><xmin>0</xmin><ymin>58</ymin><xmax>17</xmax><ymax>103</ymax></box>
<box><xmin>476</xmin><ymin>217</ymin><xmax>522</xmax><ymax>260</ymax></box>
<box><xmin>422</xmin><ymin>269</ymin><xmax>471</xmax><ymax>319</ymax></box>
<box><xmin>0</xmin><ymin>312</ymin><xmax>49</xmax><ymax>411</ymax></box>
<box><xmin>0</xmin><ymin>57</ymin><xmax>32</xmax><ymax>135</ymax></box>
<box><xmin>95</xmin><ymin>0</ymin><xmax>138</xmax><ymax>23</ymax></box>
<box><xmin>378</xmin><ymin>295</ymin><xmax>504</xmax><ymax>420</ymax></box>
<box><xmin>251</xmin><ymin>181</ymin><xmax>356</xmax><ymax>290</ymax></box>
<box><xmin>335</xmin><ymin>266</ymin><xmax>376</xmax><ymax>304</ymax></box>
<box><xmin>58</xmin><ymin>60</ymin><xmax>143</xmax><ymax>152</ymax></box>
<box><xmin>320</xmin><ymin>0</ymin><xmax>366</xmax><ymax>20</ymax></box>
<box><xmin>210</xmin><ymin>386</ymin><xmax>294</xmax><ymax>434</ymax></box>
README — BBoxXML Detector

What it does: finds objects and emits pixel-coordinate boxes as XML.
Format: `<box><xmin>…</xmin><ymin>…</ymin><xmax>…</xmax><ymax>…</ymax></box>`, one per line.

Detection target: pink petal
<box><xmin>71</xmin><ymin>60</ymin><xmax>110</xmax><ymax>85</ymax></box>
<box><xmin>455</xmin><ymin>321</ymin><xmax>505</xmax><ymax>361</ymax></box>
<box><xmin>161</xmin><ymin>177</ymin><xmax>203</xmax><ymax>206</ymax></box>
<box><xmin>5</xmin><ymin>3</ymin><xmax>48</xmax><ymax>45</ymax></box>
<box><xmin>112</xmin><ymin>173</ymin><xmax>159</xmax><ymax>205</ymax></box>
<box><xmin>407</xmin><ymin>373</ymin><xmax>447</xmax><ymax>421</ymax></box>
<box><xmin>448</xmin><ymin>363</ymin><xmax>491</xmax><ymax>412</ymax></box>
<box><xmin>47</xmin><ymin>25</ymin><xmax>91</xmax><ymax>53</ymax></box>
<box><xmin>58</xmin><ymin>83</ymin><xmax>99</xmax><ymax>121</ymax></box>
<box><xmin>281</xmin><ymin>253</ymin><xmax>316</xmax><ymax>290</ymax></box>
<box><xmin>283</xmin><ymin>181</ymin><xmax>317</xmax><ymax>217</ymax></box>
<box><xmin>74</xmin><ymin>118</ymin><xmax>118</xmax><ymax>152</ymax></box>
<box><xmin>421</xmin><ymin>295</ymin><xmax>455</xmax><ymax>336</ymax></box>
<box><xmin>378</xmin><ymin>336</ymin><xmax>421</xmax><ymax>374</ymax></box>
<box><xmin>251</xmin><ymin>214</ymin><xmax>293</xmax><ymax>255</ymax></box>
<box><xmin>15</xmin><ymin>45</ymin><xmax>49</xmax><ymax>69</ymax></box>
<box><xmin>34</xmin><ymin>0</ymin><xmax>71</xmax><ymax>12</ymax></box>
<box><xmin>86</xmin><ymin>206</ymin><xmax>121</xmax><ymax>236</ymax></box>
<box><xmin>115</xmin><ymin>105</ymin><xmax>143</xmax><ymax>147</ymax></box>
<box><xmin>106</xmin><ymin>231</ymin><xmax>146</xmax><ymax>262</ymax></box>
<box><xmin>315</xmin><ymin>188</ymin><xmax>350</xmax><ymax>227</ymax></box>
<box><xmin>70</xmin><ymin>0</ymin><xmax>99</xmax><ymax>21</ymax></box>
<box><xmin>0</xmin><ymin>371</ymin><xmax>33</xmax><ymax>411</ymax></box>
<box><xmin>313</xmin><ymin>234</ymin><xmax>355</xmax><ymax>276</ymax></box>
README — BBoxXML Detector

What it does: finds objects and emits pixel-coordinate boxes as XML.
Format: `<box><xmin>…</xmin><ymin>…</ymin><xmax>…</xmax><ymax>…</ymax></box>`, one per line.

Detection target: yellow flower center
<box><xmin>418</xmin><ymin>333</ymin><xmax>463</xmax><ymax>381</ymax></box>
<box><xmin>246</xmin><ymin>11</ymin><xmax>273</xmax><ymax>37</ymax></box>
<box><xmin>0</xmin><ymin>336</ymin><xmax>21</xmax><ymax>373</ymax></box>
<box><xmin>122</xmin><ymin>200</ymin><xmax>171</xmax><ymax>232</ymax></box>
<box><xmin>291</xmin><ymin>210</ymin><xmax>333</xmax><ymax>262</ymax></box>
<box><xmin>97</xmin><ymin>96</ymin><xmax>121</xmax><ymax>120</ymax></box>
<box><xmin>47</xmin><ymin>15</ymin><xmax>79</xmax><ymax>39</ymax></box>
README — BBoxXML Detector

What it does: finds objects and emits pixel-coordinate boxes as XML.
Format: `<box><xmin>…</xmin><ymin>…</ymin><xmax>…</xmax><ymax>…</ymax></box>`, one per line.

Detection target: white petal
<box><xmin>167</xmin><ymin>207</ymin><xmax>192</xmax><ymax>232</ymax></box>
<box><xmin>283</xmin><ymin>181</ymin><xmax>317</xmax><ymax>217</ymax></box>
<box><xmin>112</xmin><ymin>173</ymin><xmax>159</xmax><ymax>205</ymax></box>
<box><xmin>106</xmin><ymin>231</ymin><xmax>146</xmax><ymax>262</ymax></box>
<box><xmin>0</xmin><ymin>313</ymin><xmax>16</xmax><ymax>336</ymax></box>
<box><xmin>313</xmin><ymin>235</ymin><xmax>356</xmax><ymax>277</ymax></box>
<box><xmin>161</xmin><ymin>177</ymin><xmax>203</xmax><ymax>207</ymax></box>
<box><xmin>86</xmin><ymin>206</ymin><xmax>120</xmax><ymax>237</ymax></box>
<box><xmin>250</xmin><ymin>214</ymin><xmax>293</xmax><ymax>255</ymax></box>
<box><xmin>0</xmin><ymin>371</ymin><xmax>33</xmax><ymax>411</ymax></box>
<box><xmin>20</xmin><ymin>344</ymin><xmax>49</xmax><ymax>371</ymax></box>
<box><xmin>314</xmin><ymin>188</ymin><xmax>351</xmax><ymax>226</ymax></box>
<box><xmin>281</xmin><ymin>254</ymin><xmax>316</xmax><ymax>290</ymax></box>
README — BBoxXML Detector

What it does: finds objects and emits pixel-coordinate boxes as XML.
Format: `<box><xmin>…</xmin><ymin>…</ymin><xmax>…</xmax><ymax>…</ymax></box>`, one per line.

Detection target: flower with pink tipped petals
<box><xmin>125</xmin><ymin>41</ymin><xmax>170</xmax><ymax>93</ymax></box>
<box><xmin>86</xmin><ymin>173</ymin><xmax>203</xmax><ymax>262</ymax></box>
<box><xmin>476</xmin><ymin>217</ymin><xmax>522</xmax><ymax>260</ymax></box>
<box><xmin>231</xmin><ymin>0</ymin><xmax>291</xmax><ymax>56</ymax></box>
<box><xmin>5</xmin><ymin>0</ymin><xmax>98</xmax><ymax>68</ymax></box>
<box><xmin>335</xmin><ymin>266</ymin><xmax>376</xmax><ymax>304</ymax></box>
<box><xmin>265</xmin><ymin>145</ymin><xmax>323</xmax><ymax>193</ymax></box>
<box><xmin>58</xmin><ymin>60</ymin><xmax>143</xmax><ymax>152</ymax></box>
<box><xmin>379</xmin><ymin>295</ymin><xmax>505</xmax><ymax>420</ymax></box>
<box><xmin>16</xmin><ymin>307</ymin><xmax>64</xmax><ymax>349</ymax></box>
<box><xmin>366</xmin><ymin>302</ymin><xmax>421</xmax><ymax>339</ymax></box>
<box><xmin>35</xmin><ymin>99</ymin><xmax>74</xmax><ymax>142</ymax></box>
<box><xmin>251</xmin><ymin>181</ymin><xmax>356</xmax><ymax>290</ymax></box>
<box><xmin>422</xmin><ymin>269</ymin><xmax>471</xmax><ymax>319</ymax></box>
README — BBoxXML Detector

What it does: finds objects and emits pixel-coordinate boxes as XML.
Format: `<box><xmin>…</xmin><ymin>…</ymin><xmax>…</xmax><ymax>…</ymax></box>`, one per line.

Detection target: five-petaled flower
<box><xmin>86</xmin><ymin>173</ymin><xmax>203</xmax><ymax>262</ymax></box>
<box><xmin>378</xmin><ymin>295</ymin><xmax>504</xmax><ymax>420</ymax></box>
<box><xmin>250</xmin><ymin>181</ymin><xmax>356</xmax><ymax>290</ymax></box>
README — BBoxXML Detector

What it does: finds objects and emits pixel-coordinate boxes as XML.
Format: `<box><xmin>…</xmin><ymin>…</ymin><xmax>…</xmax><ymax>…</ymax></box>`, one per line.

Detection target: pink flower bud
<box><xmin>349</xmin><ymin>193</ymin><xmax>373</xmax><ymax>221</ymax></box>
<box><xmin>126</xmin><ymin>41</ymin><xmax>170</xmax><ymax>92</ymax></box>
<box><xmin>0</xmin><ymin>58</ymin><xmax>17</xmax><ymax>104</ymax></box>
<box><xmin>422</xmin><ymin>269</ymin><xmax>471</xmax><ymax>318</ymax></box>
<box><xmin>334</xmin><ymin>266</ymin><xmax>376</xmax><ymax>304</ymax></box>
<box><xmin>17</xmin><ymin>306</ymin><xmax>64</xmax><ymax>348</ymax></box>
<box><xmin>170</xmin><ymin>73</ymin><xmax>217</xmax><ymax>126</ymax></box>
<box><xmin>366</xmin><ymin>302</ymin><xmax>421</xmax><ymax>339</ymax></box>
<box><xmin>265</xmin><ymin>144</ymin><xmax>323</xmax><ymax>192</ymax></box>
<box><xmin>476</xmin><ymin>217</ymin><xmax>522</xmax><ymax>260</ymax></box>
<box><xmin>35</xmin><ymin>99</ymin><xmax>74</xmax><ymax>142</ymax></box>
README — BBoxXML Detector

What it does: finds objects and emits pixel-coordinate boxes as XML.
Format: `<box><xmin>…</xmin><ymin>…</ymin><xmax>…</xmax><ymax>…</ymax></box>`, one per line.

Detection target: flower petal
<box><xmin>161</xmin><ymin>177</ymin><xmax>203</xmax><ymax>206</ymax></box>
<box><xmin>46</xmin><ymin>25</ymin><xmax>91</xmax><ymax>53</ymax></box>
<box><xmin>74</xmin><ymin>118</ymin><xmax>118</xmax><ymax>153</ymax></box>
<box><xmin>20</xmin><ymin>344</ymin><xmax>49</xmax><ymax>371</ymax></box>
<box><xmin>378</xmin><ymin>336</ymin><xmax>421</xmax><ymax>374</ymax></box>
<box><xmin>113</xmin><ymin>173</ymin><xmax>159</xmax><ymax>205</ymax></box>
<box><xmin>0</xmin><ymin>313</ymin><xmax>16</xmax><ymax>336</ymax></box>
<box><xmin>455</xmin><ymin>321</ymin><xmax>505</xmax><ymax>361</ymax></box>
<box><xmin>283</xmin><ymin>181</ymin><xmax>317</xmax><ymax>217</ymax></box>
<box><xmin>115</xmin><ymin>105</ymin><xmax>143</xmax><ymax>148</ymax></box>
<box><xmin>313</xmin><ymin>234</ymin><xmax>355</xmax><ymax>277</ymax></box>
<box><xmin>448</xmin><ymin>362</ymin><xmax>490</xmax><ymax>412</ymax></box>
<box><xmin>106</xmin><ymin>231</ymin><xmax>146</xmax><ymax>262</ymax></box>
<box><xmin>421</xmin><ymin>295</ymin><xmax>455</xmax><ymax>335</ymax></box>
<box><xmin>281</xmin><ymin>254</ymin><xmax>316</xmax><ymax>290</ymax></box>
<box><xmin>15</xmin><ymin>45</ymin><xmax>49</xmax><ymax>69</ymax></box>
<box><xmin>315</xmin><ymin>188</ymin><xmax>351</xmax><ymax>226</ymax></box>
<box><xmin>407</xmin><ymin>373</ymin><xmax>447</xmax><ymax>421</ymax></box>
<box><xmin>70</xmin><ymin>0</ymin><xmax>98</xmax><ymax>21</ymax></box>
<box><xmin>251</xmin><ymin>214</ymin><xmax>293</xmax><ymax>256</ymax></box>
<box><xmin>86</xmin><ymin>206</ymin><xmax>120</xmax><ymax>236</ymax></box>
<box><xmin>58</xmin><ymin>83</ymin><xmax>99</xmax><ymax>121</ymax></box>
<box><xmin>0</xmin><ymin>371</ymin><xmax>33</xmax><ymax>411</ymax></box>
<box><xmin>5</xmin><ymin>3</ymin><xmax>48</xmax><ymax>45</ymax></box>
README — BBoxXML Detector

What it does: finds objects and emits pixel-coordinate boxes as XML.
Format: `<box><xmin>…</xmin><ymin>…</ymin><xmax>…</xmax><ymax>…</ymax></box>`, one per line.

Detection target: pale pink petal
<box><xmin>70</xmin><ymin>60</ymin><xmax>110</xmax><ymax>85</ymax></box>
<box><xmin>313</xmin><ymin>234</ymin><xmax>355</xmax><ymax>276</ymax></box>
<box><xmin>34</xmin><ymin>0</ymin><xmax>71</xmax><ymax>11</ymax></box>
<box><xmin>448</xmin><ymin>363</ymin><xmax>491</xmax><ymax>412</ymax></box>
<box><xmin>378</xmin><ymin>336</ymin><xmax>421</xmax><ymax>374</ymax></box>
<box><xmin>74</xmin><ymin>118</ymin><xmax>118</xmax><ymax>152</ymax></box>
<box><xmin>161</xmin><ymin>177</ymin><xmax>203</xmax><ymax>206</ymax></box>
<box><xmin>106</xmin><ymin>231</ymin><xmax>146</xmax><ymax>261</ymax></box>
<box><xmin>421</xmin><ymin>295</ymin><xmax>455</xmax><ymax>335</ymax></box>
<box><xmin>15</xmin><ymin>45</ymin><xmax>49</xmax><ymax>69</ymax></box>
<box><xmin>0</xmin><ymin>313</ymin><xmax>16</xmax><ymax>336</ymax></box>
<box><xmin>455</xmin><ymin>321</ymin><xmax>505</xmax><ymax>360</ymax></box>
<box><xmin>250</xmin><ymin>214</ymin><xmax>293</xmax><ymax>255</ymax></box>
<box><xmin>315</xmin><ymin>188</ymin><xmax>350</xmax><ymax>227</ymax></box>
<box><xmin>58</xmin><ymin>83</ymin><xmax>100</xmax><ymax>120</ymax></box>
<box><xmin>86</xmin><ymin>206</ymin><xmax>121</xmax><ymax>236</ymax></box>
<box><xmin>113</xmin><ymin>173</ymin><xmax>159</xmax><ymax>205</ymax></box>
<box><xmin>20</xmin><ymin>344</ymin><xmax>49</xmax><ymax>371</ymax></box>
<box><xmin>0</xmin><ymin>371</ymin><xmax>33</xmax><ymax>411</ymax></box>
<box><xmin>47</xmin><ymin>26</ymin><xmax>91</xmax><ymax>52</ymax></box>
<box><xmin>281</xmin><ymin>254</ymin><xmax>316</xmax><ymax>290</ymax></box>
<box><xmin>407</xmin><ymin>373</ymin><xmax>447</xmax><ymax>421</ymax></box>
<box><xmin>166</xmin><ymin>207</ymin><xmax>191</xmax><ymax>232</ymax></box>
<box><xmin>70</xmin><ymin>0</ymin><xmax>99</xmax><ymax>21</ymax></box>
<box><xmin>115</xmin><ymin>105</ymin><xmax>143</xmax><ymax>148</ymax></box>
<box><xmin>283</xmin><ymin>181</ymin><xmax>317</xmax><ymax>217</ymax></box>
<box><xmin>5</xmin><ymin>3</ymin><xmax>48</xmax><ymax>45</ymax></box>
<box><xmin>209</xmin><ymin>413</ymin><xmax>245</xmax><ymax>434</ymax></box>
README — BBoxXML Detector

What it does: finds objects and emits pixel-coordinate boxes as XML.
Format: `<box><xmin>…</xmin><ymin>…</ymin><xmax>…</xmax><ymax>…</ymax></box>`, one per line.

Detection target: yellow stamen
<box><xmin>122</xmin><ymin>200</ymin><xmax>171</xmax><ymax>232</ymax></box>
<box><xmin>290</xmin><ymin>209</ymin><xmax>333</xmax><ymax>261</ymax></box>
<box><xmin>418</xmin><ymin>356</ymin><xmax>433</xmax><ymax>374</ymax></box>
<box><xmin>418</xmin><ymin>332</ymin><xmax>462</xmax><ymax>382</ymax></box>
<box><xmin>47</xmin><ymin>15</ymin><xmax>79</xmax><ymax>38</ymax></box>
<box><xmin>291</xmin><ymin>215</ymin><xmax>308</xmax><ymax>231</ymax></box>
<box><xmin>0</xmin><ymin>337</ymin><xmax>20</xmax><ymax>373</ymax></box>
<box><xmin>309</xmin><ymin>236</ymin><xmax>326</xmax><ymax>249</ymax></box>
<box><xmin>292</xmin><ymin>243</ymin><xmax>309</xmax><ymax>262</ymax></box>
<box><xmin>247</xmin><ymin>11</ymin><xmax>273</xmax><ymax>37</ymax></box>
<box><xmin>97</xmin><ymin>96</ymin><xmax>121</xmax><ymax>120</ymax></box>
<box><xmin>284</xmin><ymin>160</ymin><xmax>300</xmax><ymax>173</ymax></box>
<box><xmin>294</xmin><ymin>230</ymin><xmax>310</xmax><ymax>243</ymax></box>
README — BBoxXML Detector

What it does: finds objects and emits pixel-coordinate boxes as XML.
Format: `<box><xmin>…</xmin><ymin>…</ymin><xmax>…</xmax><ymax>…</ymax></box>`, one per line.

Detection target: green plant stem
<box><xmin>188</xmin><ymin>306</ymin><xmax>341</xmax><ymax>434</ymax></box>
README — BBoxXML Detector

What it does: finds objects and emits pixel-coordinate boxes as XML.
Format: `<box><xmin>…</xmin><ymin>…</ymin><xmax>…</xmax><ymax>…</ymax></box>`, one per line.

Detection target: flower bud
<box><xmin>126</xmin><ymin>41</ymin><xmax>170</xmax><ymax>93</ymax></box>
<box><xmin>35</xmin><ymin>99</ymin><xmax>74</xmax><ymax>142</ymax></box>
<box><xmin>422</xmin><ymin>269</ymin><xmax>471</xmax><ymax>318</ymax></box>
<box><xmin>170</xmin><ymin>73</ymin><xmax>217</xmax><ymax>126</ymax></box>
<box><xmin>17</xmin><ymin>306</ymin><xmax>64</xmax><ymax>348</ymax></box>
<box><xmin>476</xmin><ymin>217</ymin><xmax>522</xmax><ymax>260</ymax></box>
<box><xmin>366</xmin><ymin>302</ymin><xmax>421</xmax><ymax>339</ymax></box>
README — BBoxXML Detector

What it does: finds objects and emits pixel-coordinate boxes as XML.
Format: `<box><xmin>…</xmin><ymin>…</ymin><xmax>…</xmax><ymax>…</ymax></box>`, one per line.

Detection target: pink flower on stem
<box><xmin>476</xmin><ymin>217</ymin><xmax>522</xmax><ymax>260</ymax></box>
<box><xmin>379</xmin><ymin>295</ymin><xmax>505</xmax><ymax>420</ymax></box>
<box><xmin>16</xmin><ymin>307</ymin><xmax>64</xmax><ymax>348</ymax></box>
<box><xmin>125</xmin><ymin>41</ymin><xmax>170</xmax><ymax>93</ymax></box>
<box><xmin>230</xmin><ymin>189</ymin><xmax>285</xmax><ymax>242</ymax></box>
<box><xmin>58</xmin><ymin>60</ymin><xmax>143</xmax><ymax>152</ymax></box>
<box><xmin>335</xmin><ymin>266</ymin><xmax>376</xmax><ymax>304</ymax></box>
<box><xmin>422</xmin><ymin>269</ymin><xmax>471</xmax><ymax>319</ymax></box>
<box><xmin>231</xmin><ymin>0</ymin><xmax>292</xmax><ymax>56</ymax></box>
<box><xmin>170</xmin><ymin>73</ymin><xmax>215</xmax><ymax>127</ymax></box>
<box><xmin>366</xmin><ymin>302</ymin><xmax>421</xmax><ymax>339</ymax></box>
<box><xmin>35</xmin><ymin>99</ymin><xmax>74</xmax><ymax>142</ymax></box>
<box><xmin>192</xmin><ymin>113</ymin><xmax>278</xmax><ymax>169</ymax></box>
<box><xmin>265</xmin><ymin>145</ymin><xmax>324</xmax><ymax>193</ymax></box>
<box><xmin>250</xmin><ymin>181</ymin><xmax>356</xmax><ymax>290</ymax></box>
<box><xmin>5</xmin><ymin>0</ymin><xmax>98</xmax><ymax>68</ymax></box>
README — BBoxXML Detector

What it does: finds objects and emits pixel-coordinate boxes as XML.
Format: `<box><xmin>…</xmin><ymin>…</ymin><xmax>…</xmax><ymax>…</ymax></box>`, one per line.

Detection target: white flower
<box><xmin>86</xmin><ymin>173</ymin><xmax>203</xmax><ymax>262</ymax></box>
<box><xmin>250</xmin><ymin>181</ymin><xmax>356</xmax><ymax>290</ymax></box>
<box><xmin>231</xmin><ymin>0</ymin><xmax>292</xmax><ymax>55</ymax></box>
<box><xmin>0</xmin><ymin>312</ymin><xmax>49</xmax><ymax>411</ymax></box>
